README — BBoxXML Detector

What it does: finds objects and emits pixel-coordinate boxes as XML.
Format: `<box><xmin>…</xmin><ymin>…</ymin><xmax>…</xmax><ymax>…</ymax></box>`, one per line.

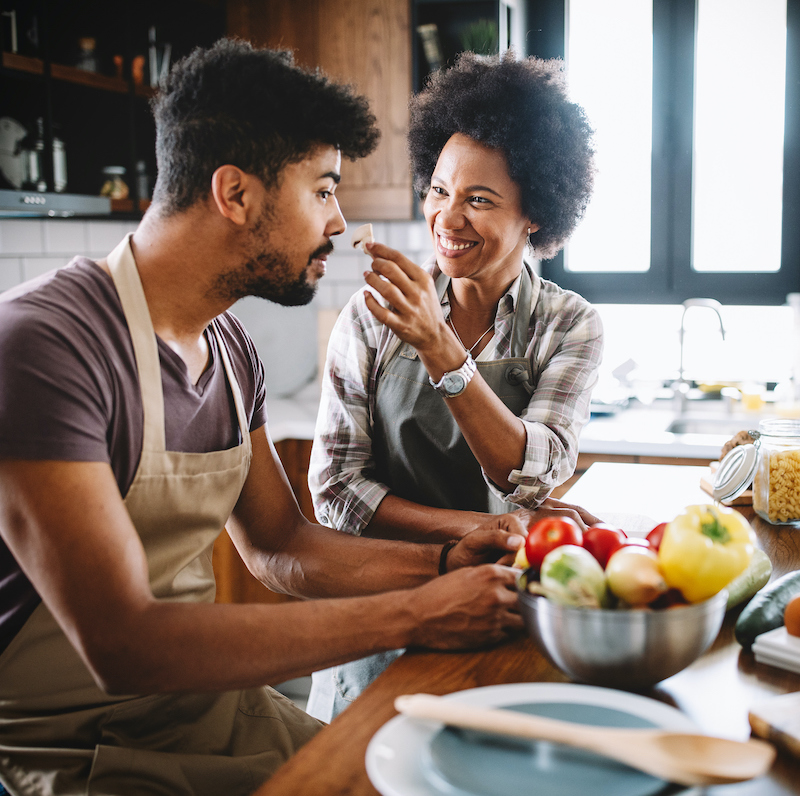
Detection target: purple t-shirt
<box><xmin>0</xmin><ymin>257</ymin><xmax>269</xmax><ymax>654</ymax></box>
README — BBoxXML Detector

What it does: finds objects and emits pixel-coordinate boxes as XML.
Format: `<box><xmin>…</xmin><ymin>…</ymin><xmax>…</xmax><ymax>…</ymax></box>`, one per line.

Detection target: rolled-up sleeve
<box><xmin>490</xmin><ymin>285</ymin><xmax>604</xmax><ymax>508</ymax></box>
<box><xmin>309</xmin><ymin>293</ymin><xmax>392</xmax><ymax>535</ymax></box>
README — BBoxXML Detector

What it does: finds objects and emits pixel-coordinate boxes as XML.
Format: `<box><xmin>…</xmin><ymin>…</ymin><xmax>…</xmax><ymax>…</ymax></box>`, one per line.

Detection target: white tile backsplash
<box><xmin>43</xmin><ymin>220</ymin><xmax>89</xmax><ymax>255</ymax></box>
<box><xmin>87</xmin><ymin>220</ymin><xmax>139</xmax><ymax>256</ymax></box>
<box><xmin>0</xmin><ymin>219</ymin><xmax>44</xmax><ymax>254</ymax></box>
<box><xmin>0</xmin><ymin>258</ymin><xmax>23</xmax><ymax>290</ymax></box>
<box><xmin>22</xmin><ymin>256</ymin><xmax>70</xmax><ymax>281</ymax></box>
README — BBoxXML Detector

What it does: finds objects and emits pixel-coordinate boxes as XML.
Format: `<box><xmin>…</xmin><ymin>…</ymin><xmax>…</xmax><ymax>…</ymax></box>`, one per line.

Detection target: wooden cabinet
<box><xmin>213</xmin><ymin>438</ymin><xmax>314</xmax><ymax>605</ymax></box>
<box><xmin>228</xmin><ymin>0</ymin><xmax>414</xmax><ymax>220</ymax></box>
<box><xmin>0</xmin><ymin>0</ymin><xmax>224</xmax><ymax>216</ymax></box>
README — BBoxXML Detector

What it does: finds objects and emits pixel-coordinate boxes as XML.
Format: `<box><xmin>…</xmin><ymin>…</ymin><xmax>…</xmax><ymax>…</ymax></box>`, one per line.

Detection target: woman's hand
<box><xmin>512</xmin><ymin>499</ymin><xmax>603</xmax><ymax>533</ymax></box>
<box><xmin>444</xmin><ymin>513</ymin><xmax>527</xmax><ymax>571</ymax></box>
<box><xmin>361</xmin><ymin>242</ymin><xmax>455</xmax><ymax>358</ymax></box>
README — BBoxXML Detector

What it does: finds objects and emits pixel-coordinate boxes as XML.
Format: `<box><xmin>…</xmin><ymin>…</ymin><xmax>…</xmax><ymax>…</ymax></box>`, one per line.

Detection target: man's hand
<box><xmin>406</xmin><ymin>564</ymin><xmax>523</xmax><ymax>650</ymax></box>
<box><xmin>445</xmin><ymin>514</ymin><xmax>527</xmax><ymax>571</ymax></box>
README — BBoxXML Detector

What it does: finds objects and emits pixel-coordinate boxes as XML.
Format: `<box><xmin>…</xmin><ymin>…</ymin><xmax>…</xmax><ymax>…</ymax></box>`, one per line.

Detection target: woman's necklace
<box><xmin>448</xmin><ymin>315</ymin><xmax>494</xmax><ymax>355</ymax></box>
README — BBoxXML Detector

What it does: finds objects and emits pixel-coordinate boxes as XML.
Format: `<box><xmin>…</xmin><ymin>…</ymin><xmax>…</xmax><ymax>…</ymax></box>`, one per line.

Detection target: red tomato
<box><xmin>525</xmin><ymin>517</ymin><xmax>583</xmax><ymax>570</ymax></box>
<box><xmin>646</xmin><ymin>522</ymin><xmax>668</xmax><ymax>550</ymax></box>
<box><xmin>583</xmin><ymin>523</ymin><xmax>627</xmax><ymax>568</ymax></box>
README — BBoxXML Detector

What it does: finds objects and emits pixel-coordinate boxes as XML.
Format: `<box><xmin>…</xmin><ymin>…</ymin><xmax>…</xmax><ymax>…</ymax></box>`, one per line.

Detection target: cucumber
<box><xmin>726</xmin><ymin>548</ymin><xmax>773</xmax><ymax>611</ymax></box>
<box><xmin>734</xmin><ymin>569</ymin><xmax>800</xmax><ymax>649</ymax></box>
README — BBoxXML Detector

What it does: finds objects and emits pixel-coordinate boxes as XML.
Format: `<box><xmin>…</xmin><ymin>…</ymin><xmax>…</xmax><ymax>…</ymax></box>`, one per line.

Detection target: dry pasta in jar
<box><xmin>753</xmin><ymin>419</ymin><xmax>800</xmax><ymax>526</ymax></box>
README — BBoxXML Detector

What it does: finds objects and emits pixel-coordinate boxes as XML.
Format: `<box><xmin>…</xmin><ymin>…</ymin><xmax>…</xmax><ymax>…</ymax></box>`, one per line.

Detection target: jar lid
<box><xmin>713</xmin><ymin>441</ymin><xmax>758</xmax><ymax>502</ymax></box>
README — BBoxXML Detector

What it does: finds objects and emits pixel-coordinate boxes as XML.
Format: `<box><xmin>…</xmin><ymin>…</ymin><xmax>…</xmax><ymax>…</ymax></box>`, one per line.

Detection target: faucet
<box><xmin>676</xmin><ymin>298</ymin><xmax>726</xmax><ymax>410</ymax></box>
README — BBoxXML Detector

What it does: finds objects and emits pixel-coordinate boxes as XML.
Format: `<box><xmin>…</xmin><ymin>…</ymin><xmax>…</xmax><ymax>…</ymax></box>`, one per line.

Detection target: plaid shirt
<box><xmin>309</xmin><ymin>259</ymin><xmax>604</xmax><ymax>535</ymax></box>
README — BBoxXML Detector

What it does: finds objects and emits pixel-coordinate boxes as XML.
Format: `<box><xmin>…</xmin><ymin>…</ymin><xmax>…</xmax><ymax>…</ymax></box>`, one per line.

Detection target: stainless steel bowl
<box><xmin>517</xmin><ymin>586</ymin><xmax>727</xmax><ymax>689</ymax></box>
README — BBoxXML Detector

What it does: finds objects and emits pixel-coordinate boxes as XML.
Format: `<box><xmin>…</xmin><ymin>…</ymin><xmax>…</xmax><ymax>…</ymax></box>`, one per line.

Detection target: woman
<box><xmin>306</xmin><ymin>52</ymin><xmax>603</xmax><ymax>721</ymax></box>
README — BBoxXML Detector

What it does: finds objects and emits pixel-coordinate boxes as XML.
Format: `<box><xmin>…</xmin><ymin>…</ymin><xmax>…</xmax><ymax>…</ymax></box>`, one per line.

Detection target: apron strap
<box><xmin>210</xmin><ymin>319</ymin><xmax>252</xmax><ymax>455</ymax></box>
<box><xmin>107</xmin><ymin>234</ymin><xmax>166</xmax><ymax>452</ymax></box>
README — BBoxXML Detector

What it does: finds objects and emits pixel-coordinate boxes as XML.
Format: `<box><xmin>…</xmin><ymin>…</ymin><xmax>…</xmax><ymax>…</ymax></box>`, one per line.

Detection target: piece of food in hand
<box><xmin>720</xmin><ymin>429</ymin><xmax>756</xmax><ymax>460</ymax></box>
<box><xmin>645</xmin><ymin>522</ymin><xmax>668</xmax><ymax>551</ymax></box>
<box><xmin>524</xmin><ymin>517</ymin><xmax>583</xmax><ymax>572</ymax></box>
<box><xmin>512</xmin><ymin>545</ymin><xmax>529</xmax><ymax>569</ymax></box>
<box><xmin>351</xmin><ymin>223</ymin><xmax>374</xmax><ymax>253</ymax></box>
<box><xmin>606</xmin><ymin>545</ymin><xmax>668</xmax><ymax>607</ymax></box>
<box><xmin>658</xmin><ymin>504</ymin><xmax>755</xmax><ymax>603</ymax></box>
<box><xmin>539</xmin><ymin>544</ymin><xmax>610</xmax><ymax>608</ymax></box>
<box><xmin>785</xmin><ymin>594</ymin><xmax>800</xmax><ymax>637</ymax></box>
<box><xmin>583</xmin><ymin>523</ymin><xmax>627</xmax><ymax>568</ymax></box>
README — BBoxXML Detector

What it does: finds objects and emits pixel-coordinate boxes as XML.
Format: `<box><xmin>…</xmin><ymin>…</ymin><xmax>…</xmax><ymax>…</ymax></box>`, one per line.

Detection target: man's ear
<box><xmin>210</xmin><ymin>165</ymin><xmax>256</xmax><ymax>225</ymax></box>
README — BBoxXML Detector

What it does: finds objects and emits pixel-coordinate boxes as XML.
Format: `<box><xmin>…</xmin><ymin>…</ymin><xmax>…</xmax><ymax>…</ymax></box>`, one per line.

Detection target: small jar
<box><xmin>752</xmin><ymin>419</ymin><xmax>800</xmax><ymax>526</ymax></box>
<box><xmin>99</xmin><ymin>166</ymin><xmax>129</xmax><ymax>200</ymax></box>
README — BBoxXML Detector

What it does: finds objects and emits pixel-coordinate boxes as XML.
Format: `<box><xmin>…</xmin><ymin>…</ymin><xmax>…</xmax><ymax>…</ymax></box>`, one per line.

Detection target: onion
<box><xmin>606</xmin><ymin>546</ymin><xmax>668</xmax><ymax>607</ymax></box>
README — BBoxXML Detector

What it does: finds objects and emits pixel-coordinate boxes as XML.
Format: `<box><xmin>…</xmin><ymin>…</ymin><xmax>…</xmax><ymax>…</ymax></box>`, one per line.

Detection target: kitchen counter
<box><xmin>254</xmin><ymin>463</ymin><xmax>800</xmax><ymax>796</ymax></box>
<box><xmin>266</xmin><ymin>380</ymin><xmax>321</xmax><ymax>443</ymax></box>
<box><xmin>266</xmin><ymin>384</ymin><xmax>766</xmax><ymax>460</ymax></box>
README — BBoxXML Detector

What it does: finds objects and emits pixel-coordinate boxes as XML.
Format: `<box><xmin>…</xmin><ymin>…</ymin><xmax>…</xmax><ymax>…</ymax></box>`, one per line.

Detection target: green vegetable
<box><xmin>734</xmin><ymin>569</ymin><xmax>800</xmax><ymax>649</ymax></box>
<box><xmin>726</xmin><ymin>548</ymin><xmax>772</xmax><ymax>610</ymax></box>
<box><xmin>539</xmin><ymin>545</ymin><xmax>610</xmax><ymax>608</ymax></box>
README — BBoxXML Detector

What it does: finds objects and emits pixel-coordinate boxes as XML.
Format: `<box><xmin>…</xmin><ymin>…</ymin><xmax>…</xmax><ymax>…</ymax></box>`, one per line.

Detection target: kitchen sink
<box><xmin>665</xmin><ymin>416</ymin><xmax>760</xmax><ymax>436</ymax></box>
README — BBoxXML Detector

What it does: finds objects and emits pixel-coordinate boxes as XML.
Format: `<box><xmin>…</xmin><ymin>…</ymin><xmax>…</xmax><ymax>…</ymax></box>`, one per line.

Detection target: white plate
<box><xmin>366</xmin><ymin>682</ymin><xmax>701</xmax><ymax>796</ymax></box>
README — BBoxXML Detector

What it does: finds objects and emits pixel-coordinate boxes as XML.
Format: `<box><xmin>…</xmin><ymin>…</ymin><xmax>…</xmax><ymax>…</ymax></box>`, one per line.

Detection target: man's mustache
<box><xmin>309</xmin><ymin>240</ymin><xmax>334</xmax><ymax>263</ymax></box>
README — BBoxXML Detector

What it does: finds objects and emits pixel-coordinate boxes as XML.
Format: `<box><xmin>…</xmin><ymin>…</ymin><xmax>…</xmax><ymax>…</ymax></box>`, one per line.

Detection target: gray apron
<box><xmin>307</xmin><ymin>266</ymin><xmax>534</xmax><ymax>723</ymax></box>
<box><xmin>0</xmin><ymin>235</ymin><xmax>322</xmax><ymax>796</ymax></box>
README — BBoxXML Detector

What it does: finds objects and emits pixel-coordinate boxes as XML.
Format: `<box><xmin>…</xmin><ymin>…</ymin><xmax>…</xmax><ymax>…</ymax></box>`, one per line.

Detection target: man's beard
<box><xmin>211</xmin><ymin>213</ymin><xmax>333</xmax><ymax>307</ymax></box>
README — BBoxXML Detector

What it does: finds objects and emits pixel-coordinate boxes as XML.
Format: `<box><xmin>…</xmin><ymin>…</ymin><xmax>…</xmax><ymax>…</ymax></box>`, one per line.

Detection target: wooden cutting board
<box><xmin>749</xmin><ymin>691</ymin><xmax>800</xmax><ymax>759</ymax></box>
<box><xmin>699</xmin><ymin>460</ymin><xmax>753</xmax><ymax>505</ymax></box>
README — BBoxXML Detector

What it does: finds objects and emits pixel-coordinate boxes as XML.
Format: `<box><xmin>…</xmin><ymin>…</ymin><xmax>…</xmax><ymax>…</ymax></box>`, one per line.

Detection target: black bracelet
<box><xmin>439</xmin><ymin>540</ymin><xmax>458</xmax><ymax>575</ymax></box>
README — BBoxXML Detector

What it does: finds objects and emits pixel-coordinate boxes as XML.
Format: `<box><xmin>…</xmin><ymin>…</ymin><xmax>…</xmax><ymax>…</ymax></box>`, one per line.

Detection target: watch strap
<box><xmin>428</xmin><ymin>353</ymin><xmax>476</xmax><ymax>397</ymax></box>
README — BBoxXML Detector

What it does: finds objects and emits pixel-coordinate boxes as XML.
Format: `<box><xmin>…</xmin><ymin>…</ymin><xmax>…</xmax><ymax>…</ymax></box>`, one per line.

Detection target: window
<box><xmin>530</xmin><ymin>0</ymin><xmax>800</xmax><ymax>304</ymax></box>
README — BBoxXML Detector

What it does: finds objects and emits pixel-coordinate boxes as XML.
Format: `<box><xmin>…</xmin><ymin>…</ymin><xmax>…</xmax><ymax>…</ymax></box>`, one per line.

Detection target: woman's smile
<box><xmin>436</xmin><ymin>233</ymin><xmax>479</xmax><ymax>255</ymax></box>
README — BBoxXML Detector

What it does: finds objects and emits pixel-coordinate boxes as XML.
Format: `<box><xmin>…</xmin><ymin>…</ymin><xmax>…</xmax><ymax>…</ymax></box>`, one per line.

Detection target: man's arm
<box><xmin>227</xmin><ymin>427</ymin><xmax>524</xmax><ymax>596</ymax></box>
<box><xmin>0</xmin><ymin>440</ymin><xmax>522</xmax><ymax>696</ymax></box>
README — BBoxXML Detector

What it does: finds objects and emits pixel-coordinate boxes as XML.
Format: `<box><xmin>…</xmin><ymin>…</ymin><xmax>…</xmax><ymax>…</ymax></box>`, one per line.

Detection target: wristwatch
<box><xmin>429</xmin><ymin>353</ymin><xmax>477</xmax><ymax>398</ymax></box>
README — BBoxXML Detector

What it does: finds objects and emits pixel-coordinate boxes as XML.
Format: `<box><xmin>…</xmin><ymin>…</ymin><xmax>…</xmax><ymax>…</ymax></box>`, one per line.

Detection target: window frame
<box><xmin>528</xmin><ymin>0</ymin><xmax>800</xmax><ymax>305</ymax></box>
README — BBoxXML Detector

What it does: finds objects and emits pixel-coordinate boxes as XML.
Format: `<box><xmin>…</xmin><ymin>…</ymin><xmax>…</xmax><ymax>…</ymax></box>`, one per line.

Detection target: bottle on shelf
<box><xmin>76</xmin><ymin>37</ymin><xmax>98</xmax><ymax>72</ymax></box>
<box><xmin>52</xmin><ymin>124</ymin><xmax>67</xmax><ymax>193</ymax></box>
<box><xmin>21</xmin><ymin>117</ymin><xmax>46</xmax><ymax>193</ymax></box>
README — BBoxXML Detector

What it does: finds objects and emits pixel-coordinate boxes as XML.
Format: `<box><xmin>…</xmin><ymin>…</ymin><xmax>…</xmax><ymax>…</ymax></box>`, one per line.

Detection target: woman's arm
<box><xmin>363</xmin><ymin>243</ymin><xmax>603</xmax><ymax>503</ymax></box>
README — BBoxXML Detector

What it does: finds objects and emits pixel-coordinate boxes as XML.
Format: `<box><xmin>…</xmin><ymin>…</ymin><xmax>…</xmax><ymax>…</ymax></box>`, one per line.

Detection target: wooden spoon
<box><xmin>395</xmin><ymin>693</ymin><xmax>776</xmax><ymax>787</ymax></box>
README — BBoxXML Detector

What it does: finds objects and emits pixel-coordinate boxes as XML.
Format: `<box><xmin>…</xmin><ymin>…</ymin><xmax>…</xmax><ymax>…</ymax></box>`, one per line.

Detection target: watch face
<box><xmin>442</xmin><ymin>373</ymin><xmax>467</xmax><ymax>395</ymax></box>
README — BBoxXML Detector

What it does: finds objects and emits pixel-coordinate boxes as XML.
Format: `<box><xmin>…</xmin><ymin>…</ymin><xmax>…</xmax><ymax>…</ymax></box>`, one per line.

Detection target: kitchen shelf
<box><xmin>49</xmin><ymin>62</ymin><xmax>129</xmax><ymax>93</ymax></box>
<box><xmin>3</xmin><ymin>51</ymin><xmax>156</xmax><ymax>97</ymax></box>
<box><xmin>0</xmin><ymin>0</ymin><xmax>225</xmax><ymax>218</ymax></box>
<box><xmin>1</xmin><ymin>51</ymin><xmax>43</xmax><ymax>74</ymax></box>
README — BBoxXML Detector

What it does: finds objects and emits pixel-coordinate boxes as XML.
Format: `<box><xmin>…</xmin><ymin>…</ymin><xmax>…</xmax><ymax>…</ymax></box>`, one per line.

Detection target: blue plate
<box><xmin>423</xmin><ymin>702</ymin><xmax>680</xmax><ymax>796</ymax></box>
<box><xmin>366</xmin><ymin>683</ymin><xmax>699</xmax><ymax>796</ymax></box>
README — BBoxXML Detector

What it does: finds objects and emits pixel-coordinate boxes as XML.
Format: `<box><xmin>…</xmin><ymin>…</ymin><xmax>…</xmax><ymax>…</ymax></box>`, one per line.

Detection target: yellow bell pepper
<box><xmin>658</xmin><ymin>504</ymin><xmax>756</xmax><ymax>603</ymax></box>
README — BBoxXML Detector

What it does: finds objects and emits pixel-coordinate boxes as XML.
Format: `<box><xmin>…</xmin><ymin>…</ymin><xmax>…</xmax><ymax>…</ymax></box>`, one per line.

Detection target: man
<box><xmin>0</xmin><ymin>40</ymin><xmax>525</xmax><ymax>795</ymax></box>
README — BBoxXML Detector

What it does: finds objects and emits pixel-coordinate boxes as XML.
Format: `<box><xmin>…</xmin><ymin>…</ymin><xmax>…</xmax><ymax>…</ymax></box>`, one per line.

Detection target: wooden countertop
<box><xmin>255</xmin><ymin>463</ymin><xmax>800</xmax><ymax>796</ymax></box>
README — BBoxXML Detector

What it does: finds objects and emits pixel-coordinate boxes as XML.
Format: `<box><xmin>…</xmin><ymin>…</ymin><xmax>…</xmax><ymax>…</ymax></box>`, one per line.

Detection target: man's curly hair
<box><xmin>151</xmin><ymin>38</ymin><xmax>380</xmax><ymax>213</ymax></box>
<box><xmin>408</xmin><ymin>51</ymin><xmax>594</xmax><ymax>259</ymax></box>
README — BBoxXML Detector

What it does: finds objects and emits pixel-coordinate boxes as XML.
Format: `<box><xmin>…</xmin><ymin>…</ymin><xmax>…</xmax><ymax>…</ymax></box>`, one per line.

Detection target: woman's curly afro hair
<box><xmin>408</xmin><ymin>51</ymin><xmax>595</xmax><ymax>259</ymax></box>
<box><xmin>151</xmin><ymin>38</ymin><xmax>379</xmax><ymax>213</ymax></box>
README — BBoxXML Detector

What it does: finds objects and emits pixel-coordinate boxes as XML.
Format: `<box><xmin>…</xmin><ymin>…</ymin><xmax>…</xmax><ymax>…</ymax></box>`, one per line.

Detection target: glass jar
<box><xmin>752</xmin><ymin>418</ymin><xmax>800</xmax><ymax>526</ymax></box>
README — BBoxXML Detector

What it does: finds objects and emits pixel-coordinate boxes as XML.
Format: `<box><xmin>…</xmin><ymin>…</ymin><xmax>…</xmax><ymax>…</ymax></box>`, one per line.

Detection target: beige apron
<box><xmin>0</xmin><ymin>235</ymin><xmax>321</xmax><ymax>796</ymax></box>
